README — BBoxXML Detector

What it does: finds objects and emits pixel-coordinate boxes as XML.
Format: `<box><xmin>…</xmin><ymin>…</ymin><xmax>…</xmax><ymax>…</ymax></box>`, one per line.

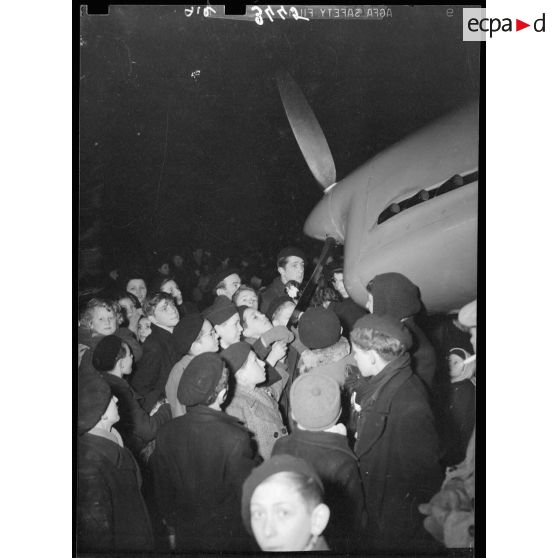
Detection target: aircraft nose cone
<box><xmin>303</xmin><ymin>192</ymin><xmax>345</xmax><ymax>242</ymax></box>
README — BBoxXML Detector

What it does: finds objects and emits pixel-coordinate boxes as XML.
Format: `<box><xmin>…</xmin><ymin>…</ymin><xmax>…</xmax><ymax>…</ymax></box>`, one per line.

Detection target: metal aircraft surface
<box><xmin>276</xmin><ymin>71</ymin><xmax>479</xmax><ymax>313</ymax></box>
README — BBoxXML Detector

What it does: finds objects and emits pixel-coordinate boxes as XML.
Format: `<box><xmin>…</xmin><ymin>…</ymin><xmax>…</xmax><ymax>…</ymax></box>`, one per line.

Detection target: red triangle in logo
<box><xmin>516</xmin><ymin>19</ymin><xmax>530</xmax><ymax>31</ymax></box>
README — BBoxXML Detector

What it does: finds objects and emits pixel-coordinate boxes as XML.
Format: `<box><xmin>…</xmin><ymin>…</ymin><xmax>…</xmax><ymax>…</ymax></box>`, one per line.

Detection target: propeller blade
<box><xmin>276</xmin><ymin>70</ymin><xmax>336</xmax><ymax>189</ymax></box>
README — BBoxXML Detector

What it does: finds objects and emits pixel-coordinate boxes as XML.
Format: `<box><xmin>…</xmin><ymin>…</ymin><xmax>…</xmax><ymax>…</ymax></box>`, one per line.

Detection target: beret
<box><xmin>353</xmin><ymin>313</ymin><xmax>413</xmax><ymax>349</ymax></box>
<box><xmin>203</xmin><ymin>296</ymin><xmax>239</xmax><ymax>326</ymax></box>
<box><xmin>298</xmin><ymin>307</ymin><xmax>341</xmax><ymax>350</ymax></box>
<box><xmin>177</xmin><ymin>353</ymin><xmax>226</xmax><ymax>407</ymax></box>
<box><xmin>208</xmin><ymin>268</ymin><xmax>240</xmax><ymax>294</ymax></box>
<box><xmin>221</xmin><ymin>341</ymin><xmax>252</xmax><ymax>374</ymax></box>
<box><xmin>172</xmin><ymin>313</ymin><xmax>205</xmax><ymax>356</ymax></box>
<box><xmin>92</xmin><ymin>335</ymin><xmax>123</xmax><ymax>372</ymax></box>
<box><xmin>277</xmin><ymin>247</ymin><xmax>306</xmax><ymax>266</ymax></box>
<box><xmin>78</xmin><ymin>373</ymin><xmax>112</xmax><ymax>435</ymax></box>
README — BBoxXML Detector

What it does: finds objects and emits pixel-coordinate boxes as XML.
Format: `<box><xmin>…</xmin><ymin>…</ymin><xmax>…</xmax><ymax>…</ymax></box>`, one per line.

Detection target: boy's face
<box><xmin>191</xmin><ymin>320</ymin><xmax>219</xmax><ymax>354</ymax></box>
<box><xmin>215</xmin><ymin>313</ymin><xmax>243</xmax><ymax>347</ymax></box>
<box><xmin>150</xmin><ymin>299</ymin><xmax>180</xmax><ymax>328</ymax></box>
<box><xmin>243</xmin><ymin>308</ymin><xmax>272</xmax><ymax>338</ymax></box>
<box><xmin>236</xmin><ymin>290</ymin><xmax>258</xmax><ymax>309</ymax></box>
<box><xmin>219</xmin><ymin>273</ymin><xmax>242</xmax><ymax>300</ymax></box>
<box><xmin>250</xmin><ymin>475</ymin><xmax>316</xmax><ymax>552</ymax></box>
<box><xmin>279</xmin><ymin>256</ymin><xmax>305</xmax><ymax>284</ymax></box>
<box><xmin>352</xmin><ymin>343</ymin><xmax>376</xmax><ymax>377</ymax></box>
<box><xmin>118</xmin><ymin>344</ymin><xmax>134</xmax><ymax>375</ymax></box>
<box><xmin>238</xmin><ymin>351</ymin><xmax>266</xmax><ymax>385</ymax></box>
<box><xmin>90</xmin><ymin>307</ymin><xmax>117</xmax><ymax>337</ymax></box>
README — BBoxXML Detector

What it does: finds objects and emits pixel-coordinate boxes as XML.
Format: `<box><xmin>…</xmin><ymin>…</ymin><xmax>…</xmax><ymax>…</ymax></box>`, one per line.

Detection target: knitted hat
<box><xmin>368</xmin><ymin>272</ymin><xmax>421</xmax><ymax>319</ymax></box>
<box><xmin>78</xmin><ymin>373</ymin><xmax>113</xmax><ymax>435</ymax></box>
<box><xmin>458</xmin><ymin>299</ymin><xmax>477</xmax><ymax>328</ymax></box>
<box><xmin>241</xmin><ymin>455</ymin><xmax>323</xmax><ymax>534</ymax></box>
<box><xmin>353</xmin><ymin>313</ymin><xmax>413</xmax><ymax>349</ymax></box>
<box><xmin>203</xmin><ymin>295</ymin><xmax>239</xmax><ymax>326</ymax></box>
<box><xmin>172</xmin><ymin>313</ymin><xmax>205</xmax><ymax>356</ymax></box>
<box><xmin>177</xmin><ymin>353</ymin><xmax>225</xmax><ymax>407</ymax></box>
<box><xmin>208</xmin><ymin>268</ymin><xmax>240</xmax><ymax>294</ymax></box>
<box><xmin>92</xmin><ymin>335</ymin><xmax>124</xmax><ymax>372</ymax></box>
<box><xmin>277</xmin><ymin>247</ymin><xmax>306</xmax><ymax>267</ymax></box>
<box><xmin>290</xmin><ymin>372</ymin><xmax>341</xmax><ymax>431</ymax></box>
<box><xmin>266</xmin><ymin>295</ymin><xmax>293</xmax><ymax>321</ymax></box>
<box><xmin>298</xmin><ymin>307</ymin><xmax>341</xmax><ymax>350</ymax></box>
<box><xmin>221</xmin><ymin>342</ymin><xmax>252</xmax><ymax>374</ymax></box>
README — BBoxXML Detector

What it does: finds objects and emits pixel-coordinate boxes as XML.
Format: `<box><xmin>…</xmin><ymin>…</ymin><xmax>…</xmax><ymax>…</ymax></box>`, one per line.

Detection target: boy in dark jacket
<box><xmin>92</xmin><ymin>335</ymin><xmax>172</xmax><ymax>460</ymax></box>
<box><xmin>152</xmin><ymin>353</ymin><xmax>261</xmax><ymax>552</ymax></box>
<box><xmin>77</xmin><ymin>373</ymin><xmax>153</xmax><ymax>552</ymax></box>
<box><xmin>350</xmin><ymin>313</ymin><xmax>443</xmax><ymax>552</ymax></box>
<box><xmin>272</xmin><ymin>371</ymin><xmax>367</xmax><ymax>552</ymax></box>
<box><xmin>131</xmin><ymin>292</ymin><xmax>180</xmax><ymax>412</ymax></box>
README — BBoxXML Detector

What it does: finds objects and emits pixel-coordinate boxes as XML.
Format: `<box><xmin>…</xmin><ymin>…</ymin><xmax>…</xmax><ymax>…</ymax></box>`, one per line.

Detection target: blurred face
<box><xmin>352</xmin><ymin>343</ymin><xmax>376</xmax><ymax>377</ymax></box>
<box><xmin>215</xmin><ymin>313</ymin><xmax>243</xmax><ymax>347</ymax></box>
<box><xmin>118</xmin><ymin>297</ymin><xmax>140</xmax><ymax>322</ymax></box>
<box><xmin>279</xmin><ymin>256</ymin><xmax>305</xmax><ymax>284</ymax></box>
<box><xmin>191</xmin><ymin>320</ymin><xmax>219</xmax><ymax>354</ymax></box>
<box><xmin>118</xmin><ymin>343</ymin><xmax>134</xmax><ymax>376</ymax></box>
<box><xmin>172</xmin><ymin>254</ymin><xmax>184</xmax><ymax>267</ymax></box>
<box><xmin>90</xmin><ymin>307</ymin><xmax>117</xmax><ymax>337</ymax></box>
<box><xmin>236</xmin><ymin>289</ymin><xmax>258</xmax><ymax>310</ymax></box>
<box><xmin>219</xmin><ymin>273</ymin><xmax>242</xmax><ymax>300</ymax></box>
<box><xmin>243</xmin><ymin>308</ymin><xmax>272</xmax><ymax>338</ymax></box>
<box><xmin>127</xmin><ymin>279</ymin><xmax>147</xmax><ymax>304</ymax></box>
<box><xmin>365</xmin><ymin>293</ymin><xmax>374</xmax><ymax>313</ymax></box>
<box><xmin>150</xmin><ymin>299</ymin><xmax>180</xmax><ymax>329</ymax></box>
<box><xmin>332</xmin><ymin>272</ymin><xmax>348</xmax><ymax>299</ymax></box>
<box><xmin>137</xmin><ymin>317</ymin><xmax>152</xmax><ymax>343</ymax></box>
<box><xmin>250</xmin><ymin>475</ymin><xmax>315</xmax><ymax>552</ymax></box>
<box><xmin>161</xmin><ymin>279</ymin><xmax>183</xmax><ymax>305</ymax></box>
<box><xmin>238</xmin><ymin>351</ymin><xmax>266</xmax><ymax>386</ymax></box>
<box><xmin>159</xmin><ymin>263</ymin><xmax>170</xmax><ymax>275</ymax></box>
<box><xmin>272</xmin><ymin>302</ymin><xmax>295</xmax><ymax>327</ymax></box>
<box><xmin>469</xmin><ymin>326</ymin><xmax>477</xmax><ymax>353</ymax></box>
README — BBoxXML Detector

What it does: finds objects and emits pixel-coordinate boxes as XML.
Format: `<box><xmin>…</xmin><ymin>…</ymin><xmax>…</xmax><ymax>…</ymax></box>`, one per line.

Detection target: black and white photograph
<box><xmin>76</xmin><ymin>4</ymin><xmax>481</xmax><ymax>555</ymax></box>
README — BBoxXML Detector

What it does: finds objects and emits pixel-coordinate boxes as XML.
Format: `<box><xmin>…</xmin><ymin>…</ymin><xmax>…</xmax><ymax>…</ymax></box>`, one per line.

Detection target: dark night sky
<box><xmin>79</xmin><ymin>5</ymin><xmax>480</xmax><ymax>266</ymax></box>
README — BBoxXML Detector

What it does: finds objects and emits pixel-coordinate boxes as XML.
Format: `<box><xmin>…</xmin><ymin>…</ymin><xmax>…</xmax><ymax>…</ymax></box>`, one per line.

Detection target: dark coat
<box><xmin>259</xmin><ymin>276</ymin><xmax>287</xmax><ymax>316</ymax></box>
<box><xmin>77</xmin><ymin>432</ymin><xmax>153</xmax><ymax>552</ymax></box>
<box><xmin>272</xmin><ymin>428</ymin><xmax>367</xmax><ymax>552</ymax></box>
<box><xmin>130</xmin><ymin>323</ymin><xmax>178</xmax><ymax>412</ymax></box>
<box><xmin>354</xmin><ymin>354</ymin><xmax>443</xmax><ymax>552</ymax></box>
<box><xmin>152</xmin><ymin>405</ymin><xmax>261</xmax><ymax>552</ymax></box>
<box><xmin>404</xmin><ymin>317</ymin><xmax>437</xmax><ymax>390</ymax></box>
<box><xmin>100</xmin><ymin>372</ymin><xmax>172</xmax><ymax>458</ymax></box>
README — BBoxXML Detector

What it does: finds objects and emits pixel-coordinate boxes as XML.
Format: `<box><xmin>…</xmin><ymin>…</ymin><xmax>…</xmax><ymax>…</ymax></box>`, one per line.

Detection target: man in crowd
<box><xmin>210</xmin><ymin>268</ymin><xmax>242</xmax><ymax>301</ymax></box>
<box><xmin>260</xmin><ymin>247</ymin><xmax>306</xmax><ymax>315</ymax></box>
<box><xmin>152</xmin><ymin>353</ymin><xmax>260</xmax><ymax>552</ymax></box>
<box><xmin>131</xmin><ymin>292</ymin><xmax>179</xmax><ymax>412</ymax></box>
<box><xmin>349</xmin><ymin>313</ymin><xmax>443</xmax><ymax>551</ymax></box>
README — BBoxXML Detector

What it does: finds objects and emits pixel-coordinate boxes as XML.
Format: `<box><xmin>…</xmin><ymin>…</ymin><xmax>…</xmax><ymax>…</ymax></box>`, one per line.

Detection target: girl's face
<box><xmin>137</xmin><ymin>317</ymin><xmax>152</xmax><ymax>343</ymax></box>
<box><xmin>250</xmin><ymin>476</ymin><xmax>315</xmax><ymax>552</ymax></box>
<box><xmin>127</xmin><ymin>279</ymin><xmax>147</xmax><ymax>304</ymax></box>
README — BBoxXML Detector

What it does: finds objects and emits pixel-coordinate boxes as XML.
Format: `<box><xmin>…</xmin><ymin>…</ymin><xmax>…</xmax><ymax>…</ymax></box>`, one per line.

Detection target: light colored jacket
<box><xmin>225</xmin><ymin>364</ymin><xmax>288</xmax><ymax>460</ymax></box>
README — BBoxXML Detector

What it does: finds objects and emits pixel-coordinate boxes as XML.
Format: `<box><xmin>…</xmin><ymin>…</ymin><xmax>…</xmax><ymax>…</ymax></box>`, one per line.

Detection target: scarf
<box><xmin>351</xmin><ymin>352</ymin><xmax>411</xmax><ymax>406</ymax></box>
